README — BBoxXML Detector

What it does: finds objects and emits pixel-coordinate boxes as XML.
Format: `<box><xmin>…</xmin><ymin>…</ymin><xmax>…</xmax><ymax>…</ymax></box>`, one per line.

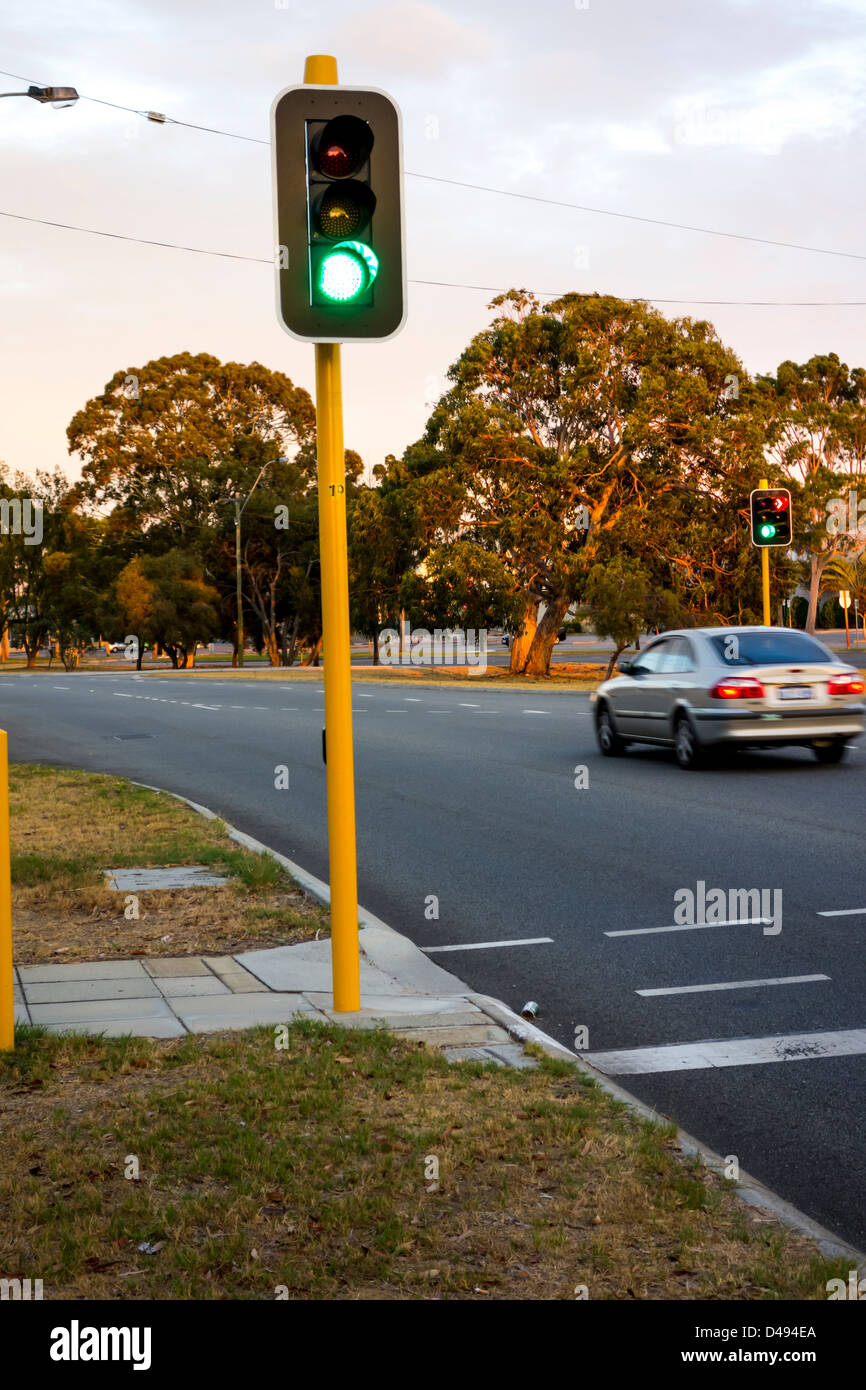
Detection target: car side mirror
<box><xmin>618</xmin><ymin>657</ymin><xmax>635</xmax><ymax>673</ymax></box>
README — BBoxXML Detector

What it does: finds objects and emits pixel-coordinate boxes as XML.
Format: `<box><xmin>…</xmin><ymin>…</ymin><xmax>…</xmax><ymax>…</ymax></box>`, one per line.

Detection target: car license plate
<box><xmin>780</xmin><ymin>685</ymin><xmax>812</xmax><ymax>700</ymax></box>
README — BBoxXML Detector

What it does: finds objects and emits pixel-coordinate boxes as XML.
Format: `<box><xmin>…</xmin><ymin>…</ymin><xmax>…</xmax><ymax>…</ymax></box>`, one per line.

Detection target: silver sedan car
<box><xmin>590</xmin><ymin>626</ymin><xmax>866</xmax><ymax>769</ymax></box>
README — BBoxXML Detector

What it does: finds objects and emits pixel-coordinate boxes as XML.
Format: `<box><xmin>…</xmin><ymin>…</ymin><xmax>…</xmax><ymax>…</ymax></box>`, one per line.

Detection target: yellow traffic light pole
<box><xmin>305</xmin><ymin>54</ymin><xmax>361</xmax><ymax>1012</ymax></box>
<box><xmin>760</xmin><ymin>476</ymin><xmax>771</xmax><ymax>626</ymax></box>
<box><xmin>0</xmin><ymin>731</ymin><xmax>14</xmax><ymax>1049</ymax></box>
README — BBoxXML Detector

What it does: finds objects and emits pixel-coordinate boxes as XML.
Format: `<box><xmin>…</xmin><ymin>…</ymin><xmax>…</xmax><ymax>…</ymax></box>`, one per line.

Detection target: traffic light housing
<box><xmin>271</xmin><ymin>83</ymin><xmax>406</xmax><ymax>342</ymax></box>
<box><xmin>749</xmin><ymin>487</ymin><xmax>792</xmax><ymax>547</ymax></box>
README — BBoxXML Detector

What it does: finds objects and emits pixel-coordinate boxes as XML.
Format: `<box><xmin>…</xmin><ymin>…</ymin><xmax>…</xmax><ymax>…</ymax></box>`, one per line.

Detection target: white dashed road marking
<box><xmin>606</xmin><ymin>918</ymin><xmax>771</xmax><ymax>937</ymax></box>
<box><xmin>636</xmin><ymin>974</ymin><xmax>829</xmax><ymax>997</ymax></box>
<box><xmin>817</xmin><ymin>907</ymin><xmax>866</xmax><ymax>917</ymax></box>
<box><xmin>422</xmin><ymin>937</ymin><xmax>554</xmax><ymax>953</ymax></box>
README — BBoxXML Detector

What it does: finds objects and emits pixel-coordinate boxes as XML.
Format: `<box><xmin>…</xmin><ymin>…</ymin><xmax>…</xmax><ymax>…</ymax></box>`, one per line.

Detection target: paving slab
<box><xmin>442</xmin><ymin>1046</ymin><xmax>507</xmax><ymax>1065</ymax></box>
<box><xmin>42</xmin><ymin>1015</ymin><xmax>186</xmax><ymax>1039</ymax></box>
<box><xmin>171</xmin><ymin>993</ymin><xmax>322</xmax><ymax>1034</ymax></box>
<box><xmin>28</xmin><ymin>997</ymin><xmax>180</xmax><ymax>1025</ymax></box>
<box><xmin>25</xmin><ymin>978</ymin><xmax>161</xmax><ymax>1005</ymax></box>
<box><xmin>320</xmin><ymin>1009</ymin><xmax>492</xmax><ymax>1032</ymax></box>
<box><xmin>105</xmin><ymin>866</ymin><xmax>228</xmax><ymax>891</ymax></box>
<box><xmin>156</xmin><ymin>976</ymin><xmax>231</xmax><ymax>998</ymax></box>
<box><xmin>396</xmin><ymin>1024</ymin><xmax>513</xmax><ymax>1048</ymax></box>
<box><xmin>220</xmin><ymin>972</ymin><xmax>270</xmax><ymax>994</ymax></box>
<box><xmin>203</xmin><ymin>957</ymin><xmax>270</xmax><ymax>992</ymax></box>
<box><xmin>18</xmin><ymin>961</ymin><xmax>150</xmax><ymax>983</ymax></box>
<box><xmin>306</xmin><ymin>993</ymin><xmax>477</xmax><ymax>1016</ymax></box>
<box><xmin>236</xmin><ymin>946</ymin><xmax>408</xmax><ymax>996</ymax></box>
<box><xmin>143</xmin><ymin>958</ymin><xmax>213</xmax><ymax>978</ymax></box>
<box><xmin>14</xmin><ymin>1002</ymin><xmax>30</xmax><ymax>1025</ymax></box>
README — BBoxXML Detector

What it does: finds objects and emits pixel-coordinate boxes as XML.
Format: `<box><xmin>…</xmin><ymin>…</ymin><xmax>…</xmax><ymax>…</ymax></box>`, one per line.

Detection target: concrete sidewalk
<box><xmin>12</xmin><ymin>929</ymin><xmax>552</xmax><ymax>1068</ymax></box>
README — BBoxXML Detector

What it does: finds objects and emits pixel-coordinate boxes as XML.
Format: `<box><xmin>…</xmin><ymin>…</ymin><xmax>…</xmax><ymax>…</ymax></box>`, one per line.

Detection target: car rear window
<box><xmin>709</xmin><ymin>631</ymin><xmax>835</xmax><ymax>666</ymax></box>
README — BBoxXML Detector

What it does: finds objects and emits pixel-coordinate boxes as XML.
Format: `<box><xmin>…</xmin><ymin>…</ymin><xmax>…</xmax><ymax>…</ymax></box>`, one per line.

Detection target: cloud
<box><xmin>330</xmin><ymin>1</ymin><xmax>493</xmax><ymax>77</ymax></box>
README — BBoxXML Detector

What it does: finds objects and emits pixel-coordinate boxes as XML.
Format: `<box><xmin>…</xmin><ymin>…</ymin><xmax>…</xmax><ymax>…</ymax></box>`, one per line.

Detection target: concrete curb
<box><xmin>135</xmin><ymin>780</ymin><xmax>866</xmax><ymax>1275</ymax></box>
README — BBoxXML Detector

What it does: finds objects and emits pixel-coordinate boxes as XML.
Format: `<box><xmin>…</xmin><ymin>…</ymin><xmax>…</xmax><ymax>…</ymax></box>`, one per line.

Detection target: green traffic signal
<box><xmin>318</xmin><ymin>241</ymin><xmax>379</xmax><ymax>302</ymax></box>
<box><xmin>760</xmin><ymin>523</ymin><xmax>776</xmax><ymax>539</ymax></box>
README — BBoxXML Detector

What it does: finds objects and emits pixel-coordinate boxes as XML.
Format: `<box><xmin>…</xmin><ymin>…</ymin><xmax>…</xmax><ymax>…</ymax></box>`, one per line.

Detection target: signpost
<box><xmin>840</xmin><ymin>589</ymin><xmax>851</xmax><ymax>648</ymax></box>
<box><xmin>271</xmin><ymin>56</ymin><xmax>406</xmax><ymax>1011</ymax></box>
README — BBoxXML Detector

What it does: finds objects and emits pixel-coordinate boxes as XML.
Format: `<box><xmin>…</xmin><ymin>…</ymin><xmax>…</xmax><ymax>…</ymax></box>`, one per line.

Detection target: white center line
<box><xmin>422</xmin><ymin>937</ymin><xmax>554</xmax><ymax>953</ymax></box>
<box><xmin>581</xmin><ymin>1028</ymin><xmax>866</xmax><ymax>1075</ymax></box>
<box><xmin>606</xmin><ymin>918</ymin><xmax>771</xmax><ymax>937</ymax></box>
<box><xmin>191</xmin><ymin>703</ymin><xmax>220</xmax><ymax>710</ymax></box>
<box><xmin>636</xmin><ymin>974</ymin><xmax>829</xmax><ymax>997</ymax></box>
<box><xmin>817</xmin><ymin>907</ymin><xmax>866</xmax><ymax>917</ymax></box>
<box><xmin>404</xmin><ymin>697</ymin><xmax>422</xmax><ymax>702</ymax></box>
<box><xmin>522</xmin><ymin>709</ymin><xmax>549</xmax><ymax>715</ymax></box>
<box><xmin>459</xmin><ymin>702</ymin><xmax>479</xmax><ymax>708</ymax></box>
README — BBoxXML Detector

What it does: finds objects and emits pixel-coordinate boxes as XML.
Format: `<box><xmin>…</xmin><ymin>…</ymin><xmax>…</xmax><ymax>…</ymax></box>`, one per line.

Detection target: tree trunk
<box><xmin>372</xmin><ymin>632</ymin><xmax>379</xmax><ymax>666</ymax></box>
<box><xmin>807</xmin><ymin>555</ymin><xmax>821</xmax><ymax>634</ymax></box>
<box><xmin>522</xmin><ymin>597</ymin><xmax>569</xmax><ymax>677</ymax></box>
<box><xmin>509</xmin><ymin>597</ymin><xmax>538</xmax><ymax>674</ymax></box>
<box><xmin>183</xmin><ymin>647</ymin><xmax>196</xmax><ymax>669</ymax></box>
<box><xmin>605</xmin><ymin>643</ymin><xmax>629</xmax><ymax>680</ymax></box>
<box><xmin>287</xmin><ymin>612</ymin><xmax>300</xmax><ymax>668</ymax></box>
<box><xmin>265</xmin><ymin>631</ymin><xmax>280</xmax><ymax>667</ymax></box>
<box><xmin>304</xmin><ymin>634</ymin><xmax>323</xmax><ymax>667</ymax></box>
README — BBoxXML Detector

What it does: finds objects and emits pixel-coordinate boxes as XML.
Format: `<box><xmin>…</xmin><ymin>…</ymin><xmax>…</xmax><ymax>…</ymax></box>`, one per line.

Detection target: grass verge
<box><xmin>0</xmin><ymin>1020</ymin><xmax>848</xmax><ymax>1301</ymax></box>
<box><xmin>10</xmin><ymin>765</ymin><xmax>327</xmax><ymax>964</ymax></box>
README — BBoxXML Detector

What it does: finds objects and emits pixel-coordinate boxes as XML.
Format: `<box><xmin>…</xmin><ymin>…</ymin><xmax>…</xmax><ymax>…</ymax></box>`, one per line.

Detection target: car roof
<box><xmin>651</xmin><ymin>626</ymin><xmax>828</xmax><ymax>639</ymax></box>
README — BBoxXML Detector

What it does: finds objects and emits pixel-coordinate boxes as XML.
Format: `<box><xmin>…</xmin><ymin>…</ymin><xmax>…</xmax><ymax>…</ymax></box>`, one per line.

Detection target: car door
<box><xmin>611</xmin><ymin>640</ymin><xmax>671</xmax><ymax>737</ymax></box>
<box><xmin>642</xmin><ymin>636</ymin><xmax>699</xmax><ymax>739</ymax></box>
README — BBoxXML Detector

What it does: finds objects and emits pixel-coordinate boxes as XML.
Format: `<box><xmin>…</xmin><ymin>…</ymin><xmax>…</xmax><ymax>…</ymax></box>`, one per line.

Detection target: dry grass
<box><xmin>0</xmin><ymin>1022</ymin><xmax>847</xmax><ymax>1301</ymax></box>
<box><xmin>10</xmin><ymin>765</ymin><xmax>328</xmax><ymax>964</ymax></box>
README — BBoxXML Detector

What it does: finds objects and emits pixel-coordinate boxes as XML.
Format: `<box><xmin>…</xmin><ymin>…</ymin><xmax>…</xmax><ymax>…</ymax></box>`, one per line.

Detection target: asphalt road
<box><xmin>2</xmin><ymin>670</ymin><xmax>865</xmax><ymax>1249</ymax></box>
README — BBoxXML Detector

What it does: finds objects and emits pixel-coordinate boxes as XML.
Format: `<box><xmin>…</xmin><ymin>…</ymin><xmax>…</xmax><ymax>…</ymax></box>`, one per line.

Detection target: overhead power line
<box><xmin>2</xmin><ymin>208</ymin><xmax>864</xmax><ymax>306</ymax></box>
<box><xmin>2</xmin><ymin>66</ymin><xmax>865</xmax><ymax>267</ymax></box>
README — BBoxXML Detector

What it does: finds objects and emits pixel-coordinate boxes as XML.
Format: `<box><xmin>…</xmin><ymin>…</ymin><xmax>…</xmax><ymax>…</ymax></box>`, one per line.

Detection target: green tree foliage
<box><xmin>757</xmin><ymin>354</ymin><xmax>866</xmax><ymax>632</ymax></box>
<box><xmin>114</xmin><ymin>550</ymin><xmax>220</xmax><ymax>668</ymax></box>
<box><xmin>403</xmin><ymin>291</ymin><xmax>770</xmax><ymax>675</ymax></box>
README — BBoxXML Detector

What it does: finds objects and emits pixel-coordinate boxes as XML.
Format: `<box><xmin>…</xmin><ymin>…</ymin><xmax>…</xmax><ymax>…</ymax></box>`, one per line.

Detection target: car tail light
<box><xmin>827</xmin><ymin>674</ymin><xmax>866</xmax><ymax>695</ymax></box>
<box><xmin>710</xmin><ymin>677</ymin><xmax>766</xmax><ymax>699</ymax></box>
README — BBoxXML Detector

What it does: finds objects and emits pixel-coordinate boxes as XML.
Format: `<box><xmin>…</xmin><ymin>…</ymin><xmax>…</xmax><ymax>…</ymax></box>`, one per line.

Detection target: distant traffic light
<box><xmin>750</xmin><ymin>487</ymin><xmax>792</xmax><ymax>547</ymax></box>
<box><xmin>271</xmin><ymin>84</ymin><xmax>406</xmax><ymax>342</ymax></box>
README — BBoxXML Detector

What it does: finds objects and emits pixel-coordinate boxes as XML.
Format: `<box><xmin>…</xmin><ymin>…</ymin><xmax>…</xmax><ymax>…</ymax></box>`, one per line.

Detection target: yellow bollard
<box><xmin>0</xmin><ymin>731</ymin><xmax>14</xmax><ymax>1050</ymax></box>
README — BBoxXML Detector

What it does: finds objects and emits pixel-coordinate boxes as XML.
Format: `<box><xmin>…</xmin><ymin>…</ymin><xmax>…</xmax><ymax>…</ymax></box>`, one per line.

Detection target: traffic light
<box><xmin>271</xmin><ymin>83</ymin><xmax>406</xmax><ymax>342</ymax></box>
<box><xmin>750</xmin><ymin>487</ymin><xmax>792</xmax><ymax>547</ymax></box>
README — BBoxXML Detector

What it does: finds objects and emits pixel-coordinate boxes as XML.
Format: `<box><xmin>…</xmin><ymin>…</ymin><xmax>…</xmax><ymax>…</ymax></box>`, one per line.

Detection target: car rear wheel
<box><xmin>596</xmin><ymin>704</ymin><xmax>628</xmax><ymax>757</ymax></box>
<box><xmin>674</xmin><ymin>713</ymin><xmax>704</xmax><ymax>770</ymax></box>
<box><xmin>812</xmin><ymin>739</ymin><xmax>848</xmax><ymax>764</ymax></box>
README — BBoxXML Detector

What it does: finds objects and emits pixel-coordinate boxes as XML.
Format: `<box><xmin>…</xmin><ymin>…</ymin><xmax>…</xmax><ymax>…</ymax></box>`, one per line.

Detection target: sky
<box><xmin>1</xmin><ymin>0</ymin><xmax>865</xmax><ymax>486</ymax></box>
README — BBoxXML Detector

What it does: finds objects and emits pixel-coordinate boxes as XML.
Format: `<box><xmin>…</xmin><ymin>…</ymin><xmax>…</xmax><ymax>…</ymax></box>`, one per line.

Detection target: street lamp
<box><xmin>231</xmin><ymin>457</ymin><xmax>288</xmax><ymax>668</ymax></box>
<box><xmin>0</xmin><ymin>86</ymin><xmax>79</xmax><ymax>107</ymax></box>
